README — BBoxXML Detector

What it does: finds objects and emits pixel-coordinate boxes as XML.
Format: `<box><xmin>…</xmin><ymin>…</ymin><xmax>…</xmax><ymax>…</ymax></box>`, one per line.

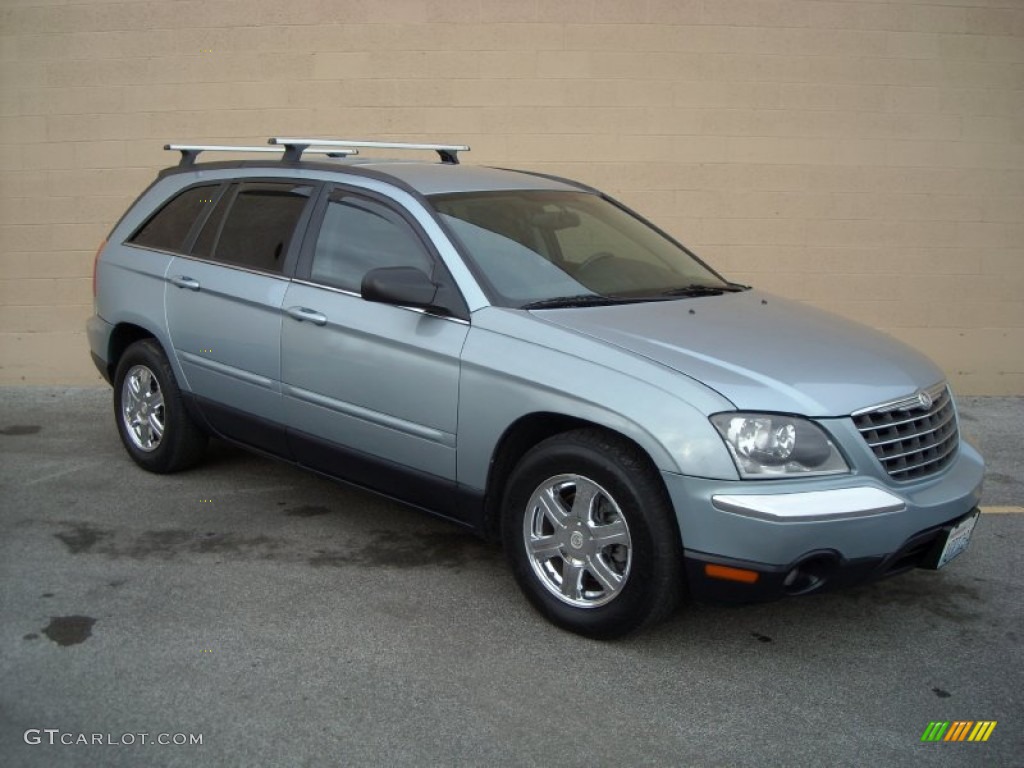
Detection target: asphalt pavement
<box><xmin>1</xmin><ymin>387</ymin><xmax>1021</xmax><ymax>767</ymax></box>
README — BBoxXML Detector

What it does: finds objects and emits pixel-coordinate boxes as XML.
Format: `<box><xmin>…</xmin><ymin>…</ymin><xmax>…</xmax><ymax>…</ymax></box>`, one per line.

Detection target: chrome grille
<box><xmin>852</xmin><ymin>383</ymin><xmax>959</xmax><ymax>482</ymax></box>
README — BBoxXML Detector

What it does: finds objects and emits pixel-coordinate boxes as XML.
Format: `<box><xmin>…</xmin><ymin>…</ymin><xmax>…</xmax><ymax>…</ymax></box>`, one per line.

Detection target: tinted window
<box><xmin>212</xmin><ymin>182</ymin><xmax>313</xmax><ymax>273</ymax></box>
<box><xmin>430</xmin><ymin>191</ymin><xmax>726</xmax><ymax>305</ymax></box>
<box><xmin>129</xmin><ymin>185</ymin><xmax>219</xmax><ymax>253</ymax></box>
<box><xmin>310</xmin><ymin>192</ymin><xmax>432</xmax><ymax>292</ymax></box>
<box><xmin>191</xmin><ymin>187</ymin><xmax>233</xmax><ymax>259</ymax></box>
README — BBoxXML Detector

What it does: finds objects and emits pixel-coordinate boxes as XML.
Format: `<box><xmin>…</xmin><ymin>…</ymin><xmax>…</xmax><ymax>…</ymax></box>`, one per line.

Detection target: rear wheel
<box><xmin>503</xmin><ymin>429</ymin><xmax>684</xmax><ymax>639</ymax></box>
<box><xmin>113</xmin><ymin>339</ymin><xmax>207</xmax><ymax>473</ymax></box>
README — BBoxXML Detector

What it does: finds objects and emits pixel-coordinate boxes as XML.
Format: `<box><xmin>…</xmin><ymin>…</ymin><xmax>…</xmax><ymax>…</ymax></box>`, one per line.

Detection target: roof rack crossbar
<box><xmin>269</xmin><ymin>137</ymin><xmax>470</xmax><ymax>165</ymax></box>
<box><xmin>164</xmin><ymin>144</ymin><xmax>358</xmax><ymax>168</ymax></box>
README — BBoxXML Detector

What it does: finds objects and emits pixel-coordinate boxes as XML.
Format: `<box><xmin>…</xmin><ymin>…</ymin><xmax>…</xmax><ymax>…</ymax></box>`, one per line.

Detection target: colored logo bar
<box><xmin>921</xmin><ymin>721</ymin><xmax>997</xmax><ymax>742</ymax></box>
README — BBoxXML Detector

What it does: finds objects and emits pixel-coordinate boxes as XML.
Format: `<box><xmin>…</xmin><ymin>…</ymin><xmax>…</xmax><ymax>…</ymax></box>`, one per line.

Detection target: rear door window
<box><xmin>128</xmin><ymin>184</ymin><xmax>220</xmax><ymax>253</ymax></box>
<box><xmin>200</xmin><ymin>182</ymin><xmax>315</xmax><ymax>274</ymax></box>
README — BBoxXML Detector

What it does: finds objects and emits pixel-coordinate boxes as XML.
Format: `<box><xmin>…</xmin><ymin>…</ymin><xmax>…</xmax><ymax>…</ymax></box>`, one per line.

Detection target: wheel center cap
<box><xmin>569</xmin><ymin>531</ymin><xmax>585</xmax><ymax>550</ymax></box>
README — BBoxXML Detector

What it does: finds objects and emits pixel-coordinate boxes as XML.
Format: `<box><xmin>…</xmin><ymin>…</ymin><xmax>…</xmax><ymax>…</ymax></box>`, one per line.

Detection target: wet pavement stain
<box><xmin>119</xmin><ymin>529</ymin><xmax>282</xmax><ymax>561</ymax></box>
<box><xmin>307</xmin><ymin>550</ymin><xmax>349</xmax><ymax>568</ymax></box>
<box><xmin>51</xmin><ymin>523</ymin><xmax>285</xmax><ymax>562</ymax></box>
<box><xmin>309</xmin><ymin>530</ymin><xmax>497</xmax><ymax>570</ymax></box>
<box><xmin>0</xmin><ymin>424</ymin><xmax>41</xmax><ymax>435</ymax></box>
<box><xmin>54</xmin><ymin>522</ymin><xmax>113</xmax><ymax>554</ymax></box>
<box><xmin>286</xmin><ymin>505</ymin><xmax>332</xmax><ymax>517</ymax></box>
<box><xmin>840</xmin><ymin>578</ymin><xmax>983</xmax><ymax>623</ymax></box>
<box><xmin>42</xmin><ymin>616</ymin><xmax>95</xmax><ymax>647</ymax></box>
<box><xmin>751</xmin><ymin>632</ymin><xmax>773</xmax><ymax>643</ymax></box>
<box><xmin>932</xmin><ymin>687</ymin><xmax>951</xmax><ymax>698</ymax></box>
<box><xmin>49</xmin><ymin>521</ymin><xmax>495</xmax><ymax>570</ymax></box>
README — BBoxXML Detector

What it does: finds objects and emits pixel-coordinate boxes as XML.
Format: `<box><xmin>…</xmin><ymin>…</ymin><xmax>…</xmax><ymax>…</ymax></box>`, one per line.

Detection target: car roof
<box><xmin>343</xmin><ymin>160</ymin><xmax>583</xmax><ymax>195</ymax></box>
<box><xmin>159</xmin><ymin>157</ymin><xmax>588</xmax><ymax>197</ymax></box>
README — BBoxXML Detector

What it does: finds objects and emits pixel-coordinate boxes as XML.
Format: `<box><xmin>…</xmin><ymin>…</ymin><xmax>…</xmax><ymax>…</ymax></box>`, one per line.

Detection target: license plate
<box><xmin>936</xmin><ymin>511</ymin><xmax>979</xmax><ymax>569</ymax></box>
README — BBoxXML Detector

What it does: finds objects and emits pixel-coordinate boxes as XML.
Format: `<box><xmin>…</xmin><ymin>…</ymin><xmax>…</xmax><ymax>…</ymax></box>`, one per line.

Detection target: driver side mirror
<box><xmin>361</xmin><ymin>266</ymin><xmax>439</xmax><ymax>310</ymax></box>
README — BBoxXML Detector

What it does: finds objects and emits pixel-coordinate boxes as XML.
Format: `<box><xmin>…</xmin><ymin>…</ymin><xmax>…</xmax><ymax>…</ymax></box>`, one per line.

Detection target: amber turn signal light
<box><xmin>705</xmin><ymin>563</ymin><xmax>760</xmax><ymax>584</ymax></box>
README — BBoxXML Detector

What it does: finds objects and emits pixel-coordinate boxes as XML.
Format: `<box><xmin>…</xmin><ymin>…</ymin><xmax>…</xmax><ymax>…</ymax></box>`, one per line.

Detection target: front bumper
<box><xmin>683</xmin><ymin>508</ymin><xmax>979</xmax><ymax>602</ymax></box>
<box><xmin>663</xmin><ymin>441</ymin><xmax>985</xmax><ymax>602</ymax></box>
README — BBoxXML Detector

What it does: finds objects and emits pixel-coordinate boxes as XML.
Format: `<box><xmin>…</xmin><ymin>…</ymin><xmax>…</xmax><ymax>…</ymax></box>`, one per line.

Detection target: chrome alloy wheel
<box><xmin>523</xmin><ymin>474</ymin><xmax>632</xmax><ymax>608</ymax></box>
<box><xmin>121</xmin><ymin>364</ymin><xmax>165</xmax><ymax>452</ymax></box>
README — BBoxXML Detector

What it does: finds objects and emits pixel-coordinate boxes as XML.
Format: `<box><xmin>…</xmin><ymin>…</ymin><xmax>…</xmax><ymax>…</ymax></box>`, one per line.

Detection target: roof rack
<box><xmin>268</xmin><ymin>137</ymin><xmax>470</xmax><ymax>165</ymax></box>
<box><xmin>164</xmin><ymin>144</ymin><xmax>359</xmax><ymax>168</ymax></box>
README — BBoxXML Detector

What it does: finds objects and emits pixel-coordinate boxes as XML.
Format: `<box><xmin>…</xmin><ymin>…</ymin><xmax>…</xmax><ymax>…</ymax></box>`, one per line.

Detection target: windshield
<box><xmin>429</xmin><ymin>190</ymin><xmax>730</xmax><ymax>308</ymax></box>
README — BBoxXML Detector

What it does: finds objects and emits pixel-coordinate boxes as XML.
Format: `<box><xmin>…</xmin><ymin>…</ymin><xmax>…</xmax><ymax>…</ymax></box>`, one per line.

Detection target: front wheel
<box><xmin>113</xmin><ymin>339</ymin><xmax>207</xmax><ymax>473</ymax></box>
<box><xmin>503</xmin><ymin>429</ymin><xmax>684</xmax><ymax>639</ymax></box>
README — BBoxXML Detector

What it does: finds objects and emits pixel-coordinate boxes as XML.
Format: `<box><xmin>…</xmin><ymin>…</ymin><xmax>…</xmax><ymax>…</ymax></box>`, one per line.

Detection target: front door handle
<box><xmin>286</xmin><ymin>306</ymin><xmax>327</xmax><ymax>326</ymax></box>
<box><xmin>169</xmin><ymin>275</ymin><xmax>201</xmax><ymax>291</ymax></box>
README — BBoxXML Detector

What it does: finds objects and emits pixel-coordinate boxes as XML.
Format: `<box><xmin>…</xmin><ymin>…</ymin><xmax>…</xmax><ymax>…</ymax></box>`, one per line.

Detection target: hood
<box><xmin>532</xmin><ymin>290</ymin><xmax>945</xmax><ymax>416</ymax></box>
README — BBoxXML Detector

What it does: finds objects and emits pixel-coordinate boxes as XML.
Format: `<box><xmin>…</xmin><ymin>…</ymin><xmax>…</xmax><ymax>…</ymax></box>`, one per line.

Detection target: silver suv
<box><xmin>88</xmin><ymin>137</ymin><xmax>985</xmax><ymax>638</ymax></box>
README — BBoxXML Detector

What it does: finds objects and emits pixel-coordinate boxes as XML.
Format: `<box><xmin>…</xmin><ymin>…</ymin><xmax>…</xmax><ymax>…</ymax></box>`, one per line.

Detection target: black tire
<box><xmin>502</xmin><ymin>428</ymin><xmax>684</xmax><ymax>639</ymax></box>
<box><xmin>113</xmin><ymin>339</ymin><xmax>207</xmax><ymax>473</ymax></box>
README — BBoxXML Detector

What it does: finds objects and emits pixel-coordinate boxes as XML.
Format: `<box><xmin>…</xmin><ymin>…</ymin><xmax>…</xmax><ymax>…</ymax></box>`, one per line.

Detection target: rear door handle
<box><xmin>169</xmin><ymin>275</ymin><xmax>200</xmax><ymax>291</ymax></box>
<box><xmin>286</xmin><ymin>306</ymin><xmax>327</xmax><ymax>326</ymax></box>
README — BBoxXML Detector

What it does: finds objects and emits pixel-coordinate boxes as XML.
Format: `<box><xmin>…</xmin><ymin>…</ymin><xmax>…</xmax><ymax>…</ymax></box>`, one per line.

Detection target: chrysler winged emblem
<box><xmin>916</xmin><ymin>390</ymin><xmax>933</xmax><ymax>410</ymax></box>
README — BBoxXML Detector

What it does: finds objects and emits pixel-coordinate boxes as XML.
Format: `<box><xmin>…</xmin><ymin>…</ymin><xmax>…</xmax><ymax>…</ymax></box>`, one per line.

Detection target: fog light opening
<box><xmin>783</xmin><ymin>555</ymin><xmax>835</xmax><ymax>595</ymax></box>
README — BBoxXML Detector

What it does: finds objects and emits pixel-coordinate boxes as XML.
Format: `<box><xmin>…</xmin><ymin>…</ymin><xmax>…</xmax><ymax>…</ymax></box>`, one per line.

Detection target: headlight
<box><xmin>710</xmin><ymin>413</ymin><xmax>849</xmax><ymax>479</ymax></box>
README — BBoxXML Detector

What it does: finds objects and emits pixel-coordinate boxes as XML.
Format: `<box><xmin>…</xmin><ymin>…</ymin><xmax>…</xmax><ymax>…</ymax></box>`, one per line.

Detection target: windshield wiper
<box><xmin>524</xmin><ymin>284</ymin><xmax>747</xmax><ymax>309</ymax></box>
<box><xmin>521</xmin><ymin>295</ymin><xmax>633</xmax><ymax>310</ymax></box>
<box><xmin>658</xmin><ymin>283</ymin><xmax>744</xmax><ymax>298</ymax></box>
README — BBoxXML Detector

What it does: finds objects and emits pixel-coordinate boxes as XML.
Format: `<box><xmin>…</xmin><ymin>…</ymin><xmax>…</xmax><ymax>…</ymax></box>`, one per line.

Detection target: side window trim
<box><xmin>187</xmin><ymin>182</ymin><xmax>236</xmax><ymax>259</ymax></box>
<box><xmin>181</xmin><ymin>183</ymin><xmax>229</xmax><ymax>254</ymax></box>
<box><xmin>294</xmin><ymin>183</ymin><xmax>333</xmax><ymax>281</ymax></box>
<box><xmin>280</xmin><ymin>181</ymin><xmax>324</xmax><ymax>278</ymax></box>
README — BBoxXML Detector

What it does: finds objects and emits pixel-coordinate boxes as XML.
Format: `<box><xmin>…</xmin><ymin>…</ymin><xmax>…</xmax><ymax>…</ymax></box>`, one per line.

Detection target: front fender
<box><xmin>456</xmin><ymin>309</ymin><xmax>739</xmax><ymax>490</ymax></box>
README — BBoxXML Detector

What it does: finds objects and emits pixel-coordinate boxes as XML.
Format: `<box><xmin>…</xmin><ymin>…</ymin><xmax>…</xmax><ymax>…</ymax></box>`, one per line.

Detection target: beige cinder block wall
<box><xmin>1</xmin><ymin>0</ymin><xmax>1021</xmax><ymax>393</ymax></box>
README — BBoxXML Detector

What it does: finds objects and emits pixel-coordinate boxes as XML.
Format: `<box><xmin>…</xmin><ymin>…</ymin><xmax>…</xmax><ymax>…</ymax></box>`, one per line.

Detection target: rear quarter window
<box><xmin>127</xmin><ymin>184</ymin><xmax>220</xmax><ymax>253</ymax></box>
